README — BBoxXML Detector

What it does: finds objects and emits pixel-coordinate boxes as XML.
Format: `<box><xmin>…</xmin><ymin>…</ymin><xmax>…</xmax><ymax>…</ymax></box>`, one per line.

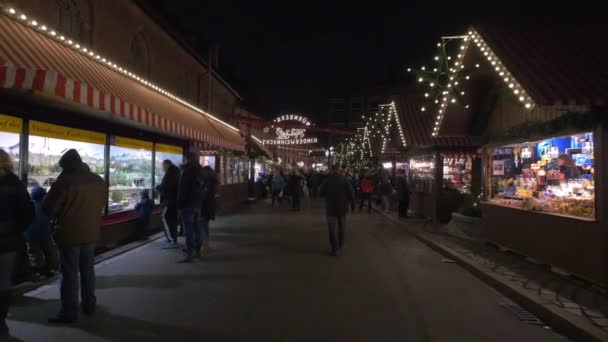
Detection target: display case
<box><xmin>109</xmin><ymin>136</ymin><xmax>153</xmax><ymax>213</ymax></box>
<box><xmin>28</xmin><ymin>121</ymin><xmax>105</xmax><ymax>192</ymax></box>
<box><xmin>485</xmin><ymin>132</ymin><xmax>595</xmax><ymax>220</ymax></box>
<box><xmin>442</xmin><ymin>156</ymin><xmax>472</xmax><ymax>194</ymax></box>
<box><xmin>0</xmin><ymin>114</ymin><xmax>21</xmax><ymax>173</ymax></box>
<box><xmin>409</xmin><ymin>155</ymin><xmax>436</xmax><ymax>193</ymax></box>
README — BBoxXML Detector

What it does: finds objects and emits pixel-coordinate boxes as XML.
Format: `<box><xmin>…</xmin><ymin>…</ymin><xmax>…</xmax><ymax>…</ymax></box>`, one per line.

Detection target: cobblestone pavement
<box><xmin>5</xmin><ymin>200</ymin><xmax>567</xmax><ymax>341</ymax></box>
<box><xmin>383</xmin><ymin>210</ymin><xmax>608</xmax><ymax>338</ymax></box>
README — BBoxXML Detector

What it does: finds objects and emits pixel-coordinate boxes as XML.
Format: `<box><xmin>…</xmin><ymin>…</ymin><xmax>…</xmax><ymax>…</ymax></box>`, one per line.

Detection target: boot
<box><xmin>0</xmin><ymin>290</ymin><xmax>11</xmax><ymax>337</ymax></box>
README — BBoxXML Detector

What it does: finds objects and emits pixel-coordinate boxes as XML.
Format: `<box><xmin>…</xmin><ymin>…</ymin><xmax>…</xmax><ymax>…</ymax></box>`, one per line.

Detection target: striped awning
<box><xmin>0</xmin><ymin>14</ymin><xmax>244</xmax><ymax>151</ymax></box>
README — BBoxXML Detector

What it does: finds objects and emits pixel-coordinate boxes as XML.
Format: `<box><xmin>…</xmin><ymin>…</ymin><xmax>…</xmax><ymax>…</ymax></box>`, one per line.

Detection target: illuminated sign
<box><xmin>262</xmin><ymin>114</ymin><xmax>317</xmax><ymax>145</ymax></box>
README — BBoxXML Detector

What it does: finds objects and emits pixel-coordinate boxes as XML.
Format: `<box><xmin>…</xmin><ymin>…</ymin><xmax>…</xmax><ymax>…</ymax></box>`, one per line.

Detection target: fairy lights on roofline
<box><xmin>1</xmin><ymin>5</ymin><xmax>241</xmax><ymax>134</ymax></box>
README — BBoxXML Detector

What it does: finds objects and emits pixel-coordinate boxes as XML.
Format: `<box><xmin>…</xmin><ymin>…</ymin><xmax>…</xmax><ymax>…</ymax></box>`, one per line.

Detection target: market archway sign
<box><xmin>262</xmin><ymin>114</ymin><xmax>318</xmax><ymax>145</ymax></box>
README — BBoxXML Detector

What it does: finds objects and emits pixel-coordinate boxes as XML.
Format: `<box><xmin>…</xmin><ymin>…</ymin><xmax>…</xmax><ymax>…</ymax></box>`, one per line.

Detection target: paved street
<box><xmin>5</xmin><ymin>200</ymin><xmax>567</xmax><ymax>341</ymax></box>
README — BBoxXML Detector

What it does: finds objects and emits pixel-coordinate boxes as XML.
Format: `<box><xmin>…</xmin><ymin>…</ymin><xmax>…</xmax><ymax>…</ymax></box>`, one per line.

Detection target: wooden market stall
<box><xmin>433</xmin><ymin>25</ymin><xmax>608</xmax><ymax>285</ymax></box>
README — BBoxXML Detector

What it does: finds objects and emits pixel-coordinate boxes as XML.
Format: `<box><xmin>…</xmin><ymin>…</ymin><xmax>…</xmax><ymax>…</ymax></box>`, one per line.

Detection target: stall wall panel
<box><xmin>482</xmin><ymin>204</ymin><xmax>606</xmax><ymax>285</ymax></box>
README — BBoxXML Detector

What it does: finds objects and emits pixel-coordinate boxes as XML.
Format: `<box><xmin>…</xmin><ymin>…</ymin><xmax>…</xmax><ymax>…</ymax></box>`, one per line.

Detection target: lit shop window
<box><xmin>486</xmin><ymin>132</ymin><xmax>595</xmax><ymax>220</ymax></box>
<box><xmin>0</xmin><ymin>114</ymin><xmax>22</xmax><ymax>174</ymax></box>
<box><xmin>28</xmin><ymin>121</ymin><xmax>106</xmax><ymax>192</ymax></box>
<box><xmin>154</xmin><ymin>143</ymin><xmax>183</xmax><ymax>204</ymax></box>
<box><xmin>409</xmin><ymin>155</ymin><xmax>436</xmax><ymax>193</ymax></box>
<box><xmin>200</xmin><ymin>155</ymin><xmax>216</xmax><ymax>170</ymax></box>
<box><xmin>442</xmin><ymin>156</ymin><xmax>472</xmax><ymax>194</ymax></box>
<box><xmin>109</xmin><ymin>137</ymin><xmax>153</xmax><ymax>213</ymax></box>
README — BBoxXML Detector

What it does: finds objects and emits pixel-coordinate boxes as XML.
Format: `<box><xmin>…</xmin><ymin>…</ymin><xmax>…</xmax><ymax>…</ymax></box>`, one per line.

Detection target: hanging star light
<box><xmin>407</xmin><ymin>36</ymin><xmax>473</xmax><ymax>137</ymax></box>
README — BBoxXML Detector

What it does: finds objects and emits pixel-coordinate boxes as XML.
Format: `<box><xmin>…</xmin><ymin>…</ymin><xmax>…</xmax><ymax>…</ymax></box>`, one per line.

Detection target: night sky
<box><xmin>144</xmin><ymin>0</ymin><xmax>599</xmax><ymax>121</ymax></box>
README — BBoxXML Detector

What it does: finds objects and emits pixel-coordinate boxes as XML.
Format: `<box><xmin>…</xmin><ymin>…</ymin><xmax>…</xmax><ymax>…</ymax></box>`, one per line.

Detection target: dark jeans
<box><xmin>58</xmin><ymin>243</ymin><xmax>96</xmax><ymax>320</ymax></box>
<box><xmin>271</xmin><ymin>190</ymin><xmax>282</xmax><ymax>207</ymax></box>
<box><xmin>180</xmin><ymin>208</ymin><xmax>202</xmax><ymax>258</ymax></box>
<box><xmin>292</xmin><ymin>194</ymin><xmax>301</xmax><ymax>211</ymax></box>
<box><xmin>327</xmin><ymin>216</ymin><xmax>346</xmax><ymax>252</ymax></box>
<box><xmin>162</xmin><ymin>206</ymin><xmax>178</xmax><ymax>243</ymax></box>
<box><xmin>201</xmin><ymin>219</ymin><xmax>210</xmax><ymax>241</ymax></box>
<box><xmin>359</xmin><ymin>193</ymin><xmax>372</xmax><ymax>212</ymax></box>
<box><xmin>398</xmin><ymin>199</ymin><xmax>409</xmax><ymax>218</ymax></box>
<box><xmin>27</xmin><ymin>239</ymin><xmax>59</xmax><ymax>275</ymax></box>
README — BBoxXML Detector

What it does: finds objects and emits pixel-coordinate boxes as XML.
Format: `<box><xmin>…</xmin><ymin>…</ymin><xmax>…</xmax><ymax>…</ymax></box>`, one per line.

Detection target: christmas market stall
<box><xmin>393</xmin><ymin>94</ymin><xmax>479</xmax><ymax>223</ymax></box>
<box><xmin>422</xmin><ymin>25</ymin><xmax>608</xmax><ymax>284</ymax></box>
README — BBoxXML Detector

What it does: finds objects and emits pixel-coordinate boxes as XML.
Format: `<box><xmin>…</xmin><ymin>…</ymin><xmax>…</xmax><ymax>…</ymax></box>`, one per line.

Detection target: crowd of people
<box><xmin>0</xmin><ymin>148</ymin><xmax>218</xmax><ymax>336</ymax></box>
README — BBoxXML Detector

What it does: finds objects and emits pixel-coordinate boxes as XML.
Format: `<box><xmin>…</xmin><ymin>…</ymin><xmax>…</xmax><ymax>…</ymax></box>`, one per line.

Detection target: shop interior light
<box><xmin>521</xmin><ymin>147</ymin><xmax>532</xmax><ymax>159</ymax></box>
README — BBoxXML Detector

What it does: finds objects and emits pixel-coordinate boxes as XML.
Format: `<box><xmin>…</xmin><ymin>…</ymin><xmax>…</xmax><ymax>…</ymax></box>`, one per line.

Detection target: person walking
<box><xmin>320</xmin><ymin>165</ymin><xmax>355</xmax><ymax>256</ymax></box>
<box><xmin>200</xmin><ymin>166</ymin><xmax>218</xmax><ymax>255</ymax></box>
<box><xmin>289</xmin><ymin>170</ymin><xmax>303</xmax><ymax>211</ymax></box>
<box><xmin>0</xmin><ymin>149</ymin><xmax>34</xmax><ymax>337</ymax></box>
<box><xmin>359</xmin><ymin>175</ymin><xmax>375</xmax><ymax>213</ymax></box>
<box><xmin>156</xmin><ymin>159</ymin><xmax>180</xmax><ymax>248</ymax></box>
<box><xmin>311</xmin><ymin>171</ymin><xmax>321</xmax><ymax>198</ymax></box>
<box><xmin>377</xmin><ymin>165</ymin><xmax>392</xmax><ymax>213</ymax></box>
<box><xmin>395</xmin><ymin>169</ymin><xmax>410</xmax><ymax>218</ymax></box>
<box><xmin>177</xmin><ymin>152</ymin><xmax>205</xmax><ymax>263</ymax></box>
<box><xmin>271</xmin><ymin>170</ymin><xmax>285</xmax><ymax>208</ymax></box>
<box><xmin>25</xmin><ymin>186</ymin><xmax>58</xmax><ymax>280</ymax></box>
<box><xmin>43</xmin><ymin>149</ymin><xmax>107</xmax><ymax>324</ymax></box>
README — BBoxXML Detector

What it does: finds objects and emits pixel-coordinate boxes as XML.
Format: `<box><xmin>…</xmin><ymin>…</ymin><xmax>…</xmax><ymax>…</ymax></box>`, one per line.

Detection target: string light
<box><xmin>2</xmin><ymin>5</ymin><xmax>242</xmax><ymax>134</ymax></box>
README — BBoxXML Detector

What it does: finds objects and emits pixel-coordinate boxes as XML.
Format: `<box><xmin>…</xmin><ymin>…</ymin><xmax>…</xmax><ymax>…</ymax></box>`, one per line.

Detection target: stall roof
<box><xmin>0</xmin><ymin>10</ymin><xmax>244</xmax><ymax>151</ymax></box>
<box><xmin>474</xmin><ymin>25</ymin><xmax>608</xmax><ymax>106</ymax></box>
<box><xmin>392</xmin><ymin>94</ymin><xmax>476</xmax><ymax>149</ymax></box>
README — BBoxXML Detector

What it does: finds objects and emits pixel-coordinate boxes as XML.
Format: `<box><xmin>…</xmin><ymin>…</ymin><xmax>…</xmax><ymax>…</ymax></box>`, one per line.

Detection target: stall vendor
<box><xmin>557</xmin><ymin>154</ymin><xmax>580</xmax><ymax>180</ymax></box>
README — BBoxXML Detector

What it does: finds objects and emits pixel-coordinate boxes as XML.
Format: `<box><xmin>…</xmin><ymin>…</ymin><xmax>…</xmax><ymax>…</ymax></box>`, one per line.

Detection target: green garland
<box><xmin>481</xmin><ymin>109</ymin><xmax>606</xmax><ymax>144</ymax></box>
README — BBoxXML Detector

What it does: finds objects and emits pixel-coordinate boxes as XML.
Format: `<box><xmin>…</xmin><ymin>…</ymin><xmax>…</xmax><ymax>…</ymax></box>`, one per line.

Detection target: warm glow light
<box><xmin>19</xmin><ymin>14</ymin><xmax>26</xmax><ymax>20</ymax></box>
<box><xmin>8</xmin><ymin>8</ymin><xmax>16</xmax><ymax>14</ymax></box>
<box><xmin>525</xmin><ymin>103</ymin><xmax>532</xmax><ymax>108</ymax></box>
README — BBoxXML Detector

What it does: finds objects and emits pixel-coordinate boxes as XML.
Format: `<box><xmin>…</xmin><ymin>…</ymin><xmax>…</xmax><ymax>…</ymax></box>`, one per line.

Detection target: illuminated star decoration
<box><xmin>407</xmin><ymin>36</ymin><xmax>473</xmax><ymax>137</ymax></box>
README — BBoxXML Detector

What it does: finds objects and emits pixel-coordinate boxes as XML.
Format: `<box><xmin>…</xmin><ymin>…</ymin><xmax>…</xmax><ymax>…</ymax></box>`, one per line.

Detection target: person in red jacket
<box><xmin>359</xmin><ymin>175</ymin><xmax>375</xmax><ymax>213</ymax></box>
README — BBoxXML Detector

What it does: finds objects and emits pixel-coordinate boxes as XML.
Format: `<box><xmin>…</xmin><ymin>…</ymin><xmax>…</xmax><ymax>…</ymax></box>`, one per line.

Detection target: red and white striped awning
<box><xmin>0</xmin><ymin>14</ymin><xmax>244</xmax><ymax>151</ymax></box>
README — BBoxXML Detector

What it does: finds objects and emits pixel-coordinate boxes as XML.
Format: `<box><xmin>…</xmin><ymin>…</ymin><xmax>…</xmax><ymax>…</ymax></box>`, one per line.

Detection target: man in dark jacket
<box><xmin>320</xmin><ymin>165</ymin><xmax>355</xmax><ymax>256</ymax></box>
<box><xmin>177</xmin><ymin>152</ymin><xmax>204</xmax><ymax>263</ymax></box>
<box><xmin>395</xmin><ymin>169</ymin><xmax>410</xmax><ymax>218</ymax></box>
<box><xmin>200</xmin><ymin>166</ymin><xmax>218</xmax><ymax>254</ymax></box>
<box><xmin>0</xmin><ymin>149</ymin><xmax>34</xmax><ymax>336</ymax></box>
<box><xmin>156</xmin><ymin>159</ymin><xmax>180</xmax><ymax>247</ymax></box>
<box><xmin>288</xmin><ymin>170</ymin><xmax>303</xmax><ymax>211</ymax></box>
<box><xmin>43</xmin><ymin>149</ymin><xmax>107</xmax><ymax>324</ymax></box>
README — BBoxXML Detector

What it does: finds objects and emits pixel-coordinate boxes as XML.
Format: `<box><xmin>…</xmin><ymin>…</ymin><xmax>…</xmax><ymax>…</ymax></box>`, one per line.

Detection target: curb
<box><xmin>12</xmin><ymin>232</ymin><xmax>164</xmax><ymax>297</ymax></box>
<box><xmin>377</xmin><ymin>208</ymin><xmax>608</xmax><ymax>342</ymax></box>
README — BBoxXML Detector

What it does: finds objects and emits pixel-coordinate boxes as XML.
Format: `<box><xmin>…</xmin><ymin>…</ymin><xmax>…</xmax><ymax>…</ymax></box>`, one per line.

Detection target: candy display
<box><xmin>487</xmin><ymin>132</ymin><xmax>595</xmax><ymax>220</ymax></box>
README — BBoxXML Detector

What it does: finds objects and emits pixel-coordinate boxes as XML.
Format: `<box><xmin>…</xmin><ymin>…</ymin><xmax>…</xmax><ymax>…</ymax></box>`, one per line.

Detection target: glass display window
<box><xmin>486</xmin><ymin>132</ymin><xmax>595</xmax><ymax>220</ymax></box>
<box><xmin>109</xmin><ymin>136</ymin><xmax>153</xmax><ymax>213</ymax></box>
<box><xmin>154</xmin><ymin>143</ymin><xmax>183</xmax><ymax>204</ymax></box>
<box><xmin>442</xmin><ymin>156</ymin><xmax>472</xmax><ymax>194</ymax></box>
<box><xmin>200</xmin><ymin>155</ymin><xmax>216</xmax><ymax>170</ymax></box>
<box><xmin>28</xmin><ymin>121</ymin><xmax>106</xmax><ymax>192</ymax></box>
<box><xmin>409</xmin><ymin>155</ymin><xmax>436</xmax><ymax>192</ymax></box>
<box><xmin>0</xmin><ymin>114</ymin><xmax>22</xmax><ymax>174</ymax></box>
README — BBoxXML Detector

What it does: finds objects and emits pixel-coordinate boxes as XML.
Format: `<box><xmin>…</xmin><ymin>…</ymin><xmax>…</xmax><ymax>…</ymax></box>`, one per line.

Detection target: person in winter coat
<box><xmin>359</xmin><ymin>175</ymin><xmax>375</xmax><ymax>213</ymax></box>
<box><xmin>320</xmin><ymin>165</ymin><xmax>355</xmax><ymax>256</ymax></box>
<box><xmin>177</xmin><ymin>152</ymin><xmax>205</xmax><ymax>263</ymax></box>
<box><xmin>43</xmin><ymin>149</ymin><xmax>107</xmax><ymax>324</ymax></box>
<box><xmin>200</xmin><ymin>166</ymin><xmax>218</xmax><ymax>254</ymax></box>
<box><xmin>377</xmin><ymin>165</ymin><xmax>392</xmax><ymax>213</ymax></box>
<box><xmin>0</xmin><ymin>149</ymin><xmax>34</xmax><ymax>337</ymax></box>
<box><xmin>134</xmin><ymin>189</ymin><xmax>154</xmax><ymax>240</ymax></box>
<box><xmin>25</xmin><ymin>186</ymin><xmax>58</xmax><ymax>279</ymax></box>
<box><xmin>288</xmin><ymin>170</ymin><xmax>303</xmax><ymax>211</ymax></box>
<box><xmin>156</xmin><ymin>160</ymin><xmax>180</xmax><ymax>247</ymax></box>
<box><xmin>271</xmin><ymin>171</ymin><xmax>285</xmax><ymax>207</ymax></box>
<box><xmin>394</xmin><ymin>169</ymin><xmax>410</xmax><ymax>218</ymax></box>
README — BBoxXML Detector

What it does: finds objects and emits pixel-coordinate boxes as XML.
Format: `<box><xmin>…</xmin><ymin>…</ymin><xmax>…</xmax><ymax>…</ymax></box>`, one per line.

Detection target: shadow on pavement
<box><xmin>9</xmin><ymin>296</ymin><xmax>231</xmax><ymax>341</ymax></box>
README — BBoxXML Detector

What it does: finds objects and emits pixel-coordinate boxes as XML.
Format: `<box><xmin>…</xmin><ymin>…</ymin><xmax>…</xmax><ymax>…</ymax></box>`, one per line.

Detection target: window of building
<box><xmin>153</xmin><ymin>144</ymin><xmax>183</xmax><ymax>204</ymax></box>
<box><xmin>28</xmin><ymin>121</ymin><xmax>106</xmax><ymax>192</ymax></box>
<box><xmin>368</xmin><ymin>99</ymin><xmax>380</xmax><ymax>111</ymax></box>
<box><xmin>0</xmin><ymin>114</ymin><xmax>22</xmax><ymax>174</ymax></box>
<box><xmin>109</xmin><ymin>136</ymin><xmax>153</xmax><ymax>213</ymax></box>
<box><xmin>486</xmin><ymin>132</ymin><xmax>595</xmax><ymax>220</ymax></box>
<box><xmin>57</xmin><ymin>0</ymin><xmax>89</xmax><ymax>44</ymax></box>
<box><xmin>443</xmin><ymin>156</ymin><xmax>472</xmax><ymax>194</ymax></box>
<box><xmin>350</xmin><ymin>99</ymin><xmax>362</xmax><ymax>111</ymax></box>
<box><xmin>332</xmin><ymin>100</ymin><xmax>345</xmax><ymax>111</ymax></box>
<box><xmin>129</xmin><ymin>32</ymin><xmax>150</xmax><ymax>78</ymax></box>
